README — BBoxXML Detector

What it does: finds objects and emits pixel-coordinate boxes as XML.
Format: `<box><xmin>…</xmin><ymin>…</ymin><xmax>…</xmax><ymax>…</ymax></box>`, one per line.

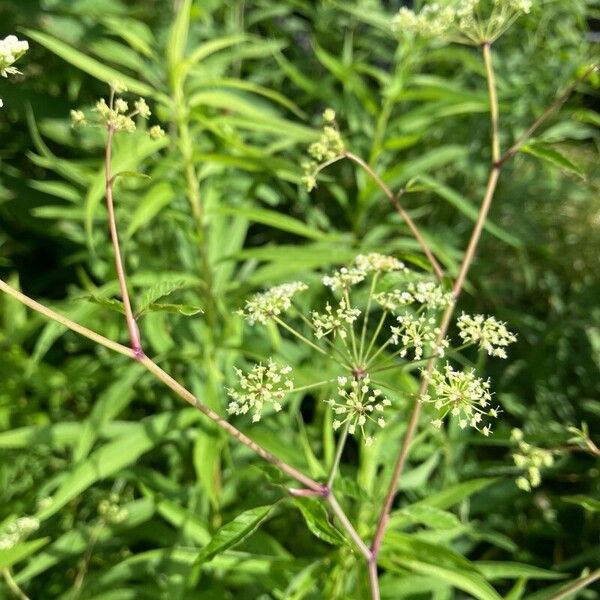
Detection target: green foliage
<box><xmin>0</xmin><ymin>0</ymin><xmax>599</xmax><ymax>598</ymax></box>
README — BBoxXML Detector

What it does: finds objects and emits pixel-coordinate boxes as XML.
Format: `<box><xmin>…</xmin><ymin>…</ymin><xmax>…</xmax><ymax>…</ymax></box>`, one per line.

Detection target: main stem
<box><xmin>104</xmin><ymin>126</ymin><xmax>143</xmax><ymax>358</ymax></box>
<box><xmin>370</xmin><ymin>40</ymin><xmax>501</xmax><ymax>560</ymax></box>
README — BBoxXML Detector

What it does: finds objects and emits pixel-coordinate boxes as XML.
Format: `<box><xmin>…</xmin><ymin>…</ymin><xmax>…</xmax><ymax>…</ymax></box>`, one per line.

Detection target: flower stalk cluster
<box><xmin>0</xmin><ymin>516</ymin><xmax>39</xmax><ymax>550</ymax></box>
<box><xmin>393</xmin><ymin>0</ymin><xmax>532</xmax><ymax>45</ymax></box>
<box><xmin>70</xmin><ymin>80</ymin><xmax>165</xmax><ymax>139</ymax></box>
<box><xmin>233</xmin><ymin>253</ymin><xmax>515</xmax><ymax>446</ymax></box>
<box><xmin>0</xmin><ymin>35</ymin><xmax>29</xmax><ymax>108</ymax></box>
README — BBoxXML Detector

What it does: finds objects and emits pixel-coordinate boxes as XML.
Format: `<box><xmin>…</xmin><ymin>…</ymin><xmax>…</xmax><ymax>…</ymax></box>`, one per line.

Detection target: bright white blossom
<box><xmin>227</xmin><ymin>360</ymin><xmax>294</xmax><ymax>422</ymax></box>
<box><xmin>374</xmin><ymin>289</ymin><xmax>415</xmax><ymax>312</ymax></box>
<box><xmin>322</xmin><ymin>267</ymin><xmax>365</xmax><ymax>291</ymax></box>
<box><xmin>457</xmin><ymin>313</ymin><xmax>517</xmax><ymax>358</ymax></box>
<box><xmin>423</xmin><ymin>363</ymin><xmax>500</xmax><ymax>436</ymax></box>
<box><xmin>239</xmin><ymin>281</ymin><xmax>307</xmax><ymax>325</ymax></box>
<box><xmin>354</xmin><ymin>253</ymin><xmax>406</xmax><ymax>274</ymax></box>
<box><xmin>511</xmin><ymin>428</ymin><xmax>554</xmax><ymax>492</ymax></box>
<box><xmin>391</xmin><ymin>313</ymin><xmax>448</xmax><ymax>360</ymax></box>
<box><xmin>312</xmin><ymin>299</ymin><xmax>360</xmax><ymax>339</ymax></box>
<box><xmin>326</xmin><ymin>376</ymin><xmax>391</xmax><ymax>446</ymax></box>
<box><xmin>0</xmin><ymin>516</ymin><xmax>39</xmax><ymax>550</ymax></box>
<box><xmin>393</xmin><ymin>0</ymin><xmax>532</xmax><ymax>45</ymax></box>
<box><xmin>407</xmin><ymin>281</ymin><xmax>453</xmax><ymax>309</ymax></box>
<box><xmin>134</xmin><ymin>97</ymin><xmax>151</xmax><ymax>119</ymax></box>
<box><xmin>0</xmin><ymin>35</ymin><xmax>29</xmax><ymax>78</ymax></box>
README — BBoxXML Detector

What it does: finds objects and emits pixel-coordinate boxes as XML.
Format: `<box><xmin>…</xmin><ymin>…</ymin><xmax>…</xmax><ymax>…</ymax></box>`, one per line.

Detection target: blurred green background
<box><xmin>0</xmin><ymin>1</ymin><xmax>598</xmax><ymax>598</ymax></box>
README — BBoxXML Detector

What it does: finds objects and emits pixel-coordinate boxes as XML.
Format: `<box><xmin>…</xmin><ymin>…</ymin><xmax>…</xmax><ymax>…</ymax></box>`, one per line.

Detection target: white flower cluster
<box><xmin>0</xmin><ymin>516</ymin><xmax>39</xmax><ymax>550</ymax></box>
<box><xmin>374</xmin><ymin>280</ymin><xmax>452</xmax><ymax>312</ymax></box>
<box><xmin>1</xmin><ymin>35</ymin><xmax>29</xmax><ymax>108</ymax></box>
<box><xmin>391</xmin><ymin>313</ymin><xmax>448</xmax><ymax>360</ymax></box>
<box><xmin>322</xmin><ymin>253</ymin><xmax>406</xmax><ymax>292</ymax></box>
<box><xmin>423</xmin><ymin>363</ymin><xmax>500</xmax><ymax>436</ymax></box>
<box><xmin>312</xmin><ymin>299</ymin><xmax>360</xmax><ymax>339</ymax></box>
<box><xmin>70</xmin><ymin>81</ymin><xmax>166</xmax><ymax>138</ymax></box>
<box><xmin>302</xmin><ymin>108</ymin><xmax>345</xmax><ymax>191</ymax></box>
<box><xmin>239</xmin><ymin>281</ymin><xmax>307</xmax><ymax>325</ymax></box>
<box><xmin>227</xmin><ymin>360</ymin><xmax>294</xmax><ymax>422</ymax></box>
<box><xmin>354</xmin><ymin>253</ymin><xmax>406</xmax><ymax>274</ymax></box>
<box><xmin>98</xmin><ymin>493</ymin><xmax>129</xmax><ymax>524</ymax></box>
<box><xmin>457</xmin><ymin>313</ymin><xmax>517</xmax><ymax>358</ymax></box>
<box><xmin>511</xmin><ymin>428</ymin><xmax>554</xmax><ymax>491</ymax></box>
<box><xmin>393</xmin><ymin>0</ymin><xmax>532</xmax><ymax>45</ymax></box>
<box><xmin>326</xmin><ymin>376</ymin><xmax>391</xmax><ymax>446</ymax></box>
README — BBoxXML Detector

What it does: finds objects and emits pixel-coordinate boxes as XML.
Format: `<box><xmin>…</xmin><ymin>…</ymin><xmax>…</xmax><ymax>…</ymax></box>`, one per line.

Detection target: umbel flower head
<box><xmin>423</xmin><ymin>363</ymin><xmax>500</xmax><ymax>436</ymax></box>
<box><xmin>393</xmin><ymin>0</ymin><xmax>532</xmax><ymax>45</ymax></box>
<box><xmin>511</xmin><ymin>428</ymin><xmax>555</xmax><ymax>491</ymax></box>
<box><xmin>1</xmin><ymin>34</ymin><xmax>29</xmax><ymax>108</ymax></box>
<box><xmin>0</xmin><ymin>35</ymin><xmax>29</xmax><ymax>78</ymax></box>
<box><xmin>70</xmin><ymin>80</ymin><xmax>166</xmax><ymax>138</ymax></box>
<box><xmin>238</xmin><ymin>281</ymin><xmax>308</xmax><ymax>325</ymax></box>
<box><xmin>391</xmin><ymin>313</ymin><xmax>448</xmax><ymax>360</ymax></box>
<box><xmin>457</xmin><ymin>313</ymin><xmax>517</xmax><ymax>358</ymax></box>
<box><xmin>0</xmin><ymin>516</ymin><xmax>39</xmax><ymax>550</ymax></box>
<box><xmin>326</xmin><ymin>376</ymin><xmax>392</xmax><ymax>446</ymax></box>
<box><xmin>227</xmin><ymin>360</ymin><xmax>294</xmax><ymax>422</ymax></box>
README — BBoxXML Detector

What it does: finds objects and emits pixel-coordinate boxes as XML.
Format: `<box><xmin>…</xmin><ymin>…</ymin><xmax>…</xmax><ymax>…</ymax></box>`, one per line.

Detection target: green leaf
<box><xmin>126</xmin><ymin>181</ymin><xmax>175</xmax><ymax>237</ymax></box>
<box><xmin>0</xmin><ymin>538</ymin><xmax>50</xmax><ymax>570</ymax></box>
<box><xmin>391</xmin><ymin>505</ymin><xmax>461</xmax><ymax>531</ymax></box>
<box><xmin>381</xmin><ymin>532</ymin><xmax>503</xmax><ymax>600</ymax></box>
<box><xmin>35</xmin><ymin>410</ymin><xmax>201</xmax><ymax>521</ymax></box>
<box><xmin>417</xmin><ymin>175</ymin><xmax>522</xmax><ymax>248</ymax></box>
<box><xmin>195</xmin><ymin>505</ymin><xmax>275</xmax><ymax>564</ymax></box>
<box><xmin>81</xmin><ymin>294</ymin><xmax>125</xmax><ymax>314</ymax></box>
<box><xmin>136</xmin><ymin>279</ymin><xmax>191</xmax><ymax>317</ymax></box>
<box><xmin>23</xmin><ymin>29</ymin><xmax>155</xmax><ymax>97</ymax></box>
<box><xmin>520</xmin><ymin>143</ymin><xmax>585</xmax><ymax>178</ymax></box>
<box><xmin>112</xmin><ymin>170</ymin><xmax>152</xmax><ymax>183</ymax></box>
<box><xmin>216</xmin><ymin>206</ymin><xmax>338</xmax><ymax>241</ymax></box>
<box><xmin>293</xmin><ymin>498</ymin><xmax>346</xmax><ymax>546</ymax></box>
<box><xmin>562</xmin><ymin>495</ymin><xmax>600</xmax><ymax>512</ymax></box>
<box><xmin>166</xmin><ymin>0</ymin><xmax>191</xmax><ymax>73</ymax></box>
<box><xmin>142</xmin><ymin>303</ymin><xmax>203</xmax><ymax>316</ymax></box>
<box><xmin>475</xmin><ymin>562</ymin><xmax>565</xmax><ymax>581</ymax></box>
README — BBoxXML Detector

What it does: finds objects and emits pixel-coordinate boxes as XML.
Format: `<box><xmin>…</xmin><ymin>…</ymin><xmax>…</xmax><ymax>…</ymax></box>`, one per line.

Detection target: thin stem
<box><xmin>274</xmin><ymin>317</ymin><xmax>330</xmax><ymax>357</ymax></box>
<box><xmin>327</xmin><ymin>421</ymin><xmax>350</xmax><ymax>489</ymax></box>
<box><xmin>0</xmin><ymin>279</ymin><xmax>134</xmax><ymax>358</ymax></box>
<box><xmin>370</xmin><ymin>41</ymin><xmax>503</xmax><ymax>560</ymax></box>
<box><xmin>290</xmin><ymin>380</ymin><xmax>335</xmax><ymax>394</ymax></box>
<box><xmin>368</xmin><ymin>560</ymin><xmax>381</xmax><ymax>600</ymax></box>
<box><xmin>2</xmin><ymin>568</ymin><xmax>29</xmax><ymax>600</ymax></box>
<box><xmin>0</xmin><ymin>277</ymin><xmax>324</xmax><ymax>494</ymax></box>
<box><xmin>326</xmin><ymin>493</ymin><xmax>371</xmax><ymax>562</ymax></box>
<box><xmin>363</xmin><ymin>311</ymin><xmax>388</xmax><ymax>364</ymax></box>
<box><xmin>297</xmin><ymin>311</ymin><xmax>354</xmax><ymax>366</ymax></box>
<box><xmin>365</xmin><ymin>336</ymin><xmax>394</xmax><ymax>369</ymax></box>
<box><xmin>482</xmin><ymin>43</ymin><xmax>500</xmax><ymax>163</ymax></box>
<box><xmin>343</xmin><ymin>289</ymin><xmax>359</xmax><ymax>363</ymax></box>
<box><xmin>104</xmin><ymin>126</ymin><xmax>143</xmax><ymax>358</ymax></box>
<box><xmin>547</xmin><ymin>569</ymin><xmax>600</xmax><ymax>600</ymax></box>
<box><xmin>344</xmin><ymin>150</ymin><xmax>444</xmax><ymax>282</ymax></box>
<box><xmin>359</xmin><ymin>273</ymin><xmax>379</xmax><ymax>362</ymax></box>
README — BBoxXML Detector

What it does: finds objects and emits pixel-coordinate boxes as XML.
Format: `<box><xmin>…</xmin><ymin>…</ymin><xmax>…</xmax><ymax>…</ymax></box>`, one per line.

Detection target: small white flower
<box><xmin>322</xmin><ymin>267</ymin><xmax>365</xmax><ymax>291</ymax></box>
<box><xmin>374</xmin><ymin>289</ymin><xmax>414</xmax><ymax>312</ymax></box>
<box><xmin>114</xmin><ymin>98</ymin><xmax>128</xmax><ymax>114</ymax></box>
<box><xmin>0</xmin><ymin>35</ymin><xmax>29</xmax><ymax>78</ymax></box>
<box><xmin>422</xmin><ymin>363</ymin><xmax>496</xmax><ymax>435</ymax></box>
<box><xmin>406</xmin><ymin>281</ymin><xmax>453</xmax><ymax>309</ymax></box>
<box><xmin>457</xmin><ymin>313</ymin><xmax>517</xmax><ymax>358</ymax></box>
<box><xmin>312</xmin><ymin>299</ymin><xmax>360</xmax><ymax>339</ymax></box>
<box><xmin>134</xmin><ymin>97</ymin><xmax>151</xmax><ymax>119</ymax></box>
<box><xmin>354</xmin><ymin>253</ymin><xmax>406</xmax><ymax>274</ymax></box>
<box><xmin>390</xmin><ymin>313</ymin><xmax>448</xmax><ymax>360</ymax></box>
<box><xmin>0</xmin><ymin>516</ymin><xmax>39</xmax><ymax>550</ymax></box>
<box><xmin>239</xmin><ymin>282</ymin><xmax>308</xmax><ymax>325</ymax></box>
<box><xmin>325</xmin><ymin>376</ymin><xmax>391</xmax><ymax>445</ymax></box>
<box><xmin>227</xmin><ymin>359</ymin><xmax>294</xmax><ymax>422</ymax></box>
